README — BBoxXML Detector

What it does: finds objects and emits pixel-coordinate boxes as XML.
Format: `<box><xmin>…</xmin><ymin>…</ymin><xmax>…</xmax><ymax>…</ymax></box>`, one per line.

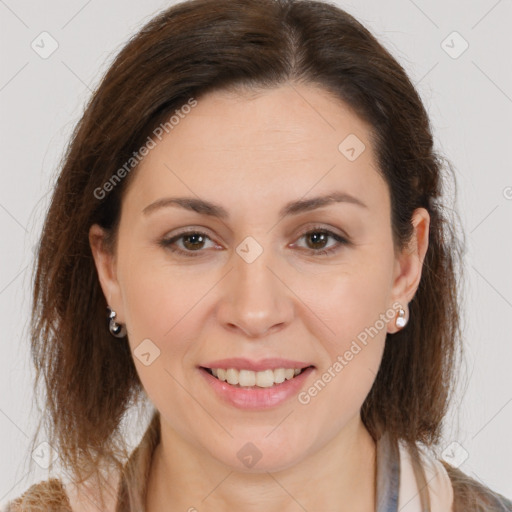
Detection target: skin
<box><xmin>89</xmin><ymin>83</ymin><xmax>429</xmax><ymax>512</ymax></box>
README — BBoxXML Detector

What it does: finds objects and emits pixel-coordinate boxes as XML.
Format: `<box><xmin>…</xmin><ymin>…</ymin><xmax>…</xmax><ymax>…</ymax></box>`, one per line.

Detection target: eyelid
<box><xmin>159</xmin><ymin>224</ymin><xmax>350</xmax><ymax>257</ymax></box>
<box><xmin>160</xmin><ymin>227</ymin><xmax>220</xmax><ymax>256</ymax></box>
<box><xmin>294</xmin><ymin>223</ymin><xmax>349</xmax><ymax>242</ymax></box>
<box><xmin>290</xmin><ymin>224</ymin><xmax>350</xmax><ymax>255</ymax></box>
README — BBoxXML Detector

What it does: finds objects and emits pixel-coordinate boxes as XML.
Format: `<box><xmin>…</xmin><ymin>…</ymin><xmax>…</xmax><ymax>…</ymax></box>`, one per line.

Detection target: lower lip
<box><xmin>199</xmin><ymin>367</ymin><xmax>314</xmax><ymax>410</ymax></box>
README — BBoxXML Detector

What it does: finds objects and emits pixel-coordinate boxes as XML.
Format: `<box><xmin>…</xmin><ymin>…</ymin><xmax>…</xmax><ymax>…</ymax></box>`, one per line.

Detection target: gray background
<box><xmin>1</xmin><ymin>0</ymin><xmax>511</xmax><ymax>505</ymax></box>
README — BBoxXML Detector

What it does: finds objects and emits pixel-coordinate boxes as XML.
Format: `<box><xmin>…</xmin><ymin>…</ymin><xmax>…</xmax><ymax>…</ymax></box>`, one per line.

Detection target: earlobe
<box><xmin>387</xmin><ymin>208</ymin><xmax>430</xmax><ymax>333</ymax></box>
<box><xmin>88</xmin><ymin>224</ymin><xmax>124</xmax><ymax>322</ymax></box>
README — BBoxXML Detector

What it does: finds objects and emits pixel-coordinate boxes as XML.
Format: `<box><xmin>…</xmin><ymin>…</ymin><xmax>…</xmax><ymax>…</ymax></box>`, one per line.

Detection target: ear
<box><xmin>89</xmin><ymin>224</ymin><xmax>125</xmax><ymax>323</ymax></box>
<box><xmin>387</xmin><ymin>207</ymin><xmax>430</xmax><ymax>334</ymax></box>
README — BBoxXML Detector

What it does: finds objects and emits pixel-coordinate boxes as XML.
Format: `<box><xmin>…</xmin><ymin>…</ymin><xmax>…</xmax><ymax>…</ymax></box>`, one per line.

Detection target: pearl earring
<box><xmin>107</xmin><ymin>307</ymin><xmax>127</xmax><ymax>338</ymax></box>
<box><xmin>395</xmin><ymin>307</ymin><xmax>408</xmax><ymax>329</ymax></box>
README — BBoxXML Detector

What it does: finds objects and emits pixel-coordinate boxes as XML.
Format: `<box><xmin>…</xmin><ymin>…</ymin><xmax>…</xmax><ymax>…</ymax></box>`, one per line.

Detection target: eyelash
<box><xmin>159</xmin><ymin>226</ymin><xmax>349</xmax><ymax>258</ymax></box>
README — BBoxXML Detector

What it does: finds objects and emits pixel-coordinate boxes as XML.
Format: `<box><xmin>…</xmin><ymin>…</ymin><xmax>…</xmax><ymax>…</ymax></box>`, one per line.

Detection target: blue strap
<box><xmin>376</xmin><ymin>432</ymin><xmax>400</xmax><ymax>512</ymax></box>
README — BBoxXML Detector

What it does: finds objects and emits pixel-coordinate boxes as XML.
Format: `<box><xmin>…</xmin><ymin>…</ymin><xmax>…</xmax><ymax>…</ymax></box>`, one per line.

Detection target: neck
<box><xmin>146</xmin><ymin>415</ymin><xmax>376</xmax><ymax>512</ymax></box>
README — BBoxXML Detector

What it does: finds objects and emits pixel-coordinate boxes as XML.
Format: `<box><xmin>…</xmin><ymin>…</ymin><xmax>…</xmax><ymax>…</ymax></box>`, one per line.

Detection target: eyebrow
<box><xmin>142</xmin><ymin>191</ymin><xmax>367</xmax><ymax>219</ymax></box>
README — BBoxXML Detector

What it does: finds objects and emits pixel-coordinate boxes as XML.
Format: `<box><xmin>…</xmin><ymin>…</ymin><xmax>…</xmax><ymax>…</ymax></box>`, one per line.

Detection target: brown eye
<box><xmin>305</xmin><ymin>231</ymin><xmax>330</xmax><ymax>250</ymax></box>
<box><xmin>159</xmin><ymin>230</ymin><xmax>217</xmax><ymax>257</ymax></box>
<box><xmin>181</xmin><ymin>233</ymin><xmax>207</xmax><ymax>250</ymax></box>
<box><xmin>294</xmin><ymin>228</ymin><xmax>349</xmax><ymax>256</ymax></box>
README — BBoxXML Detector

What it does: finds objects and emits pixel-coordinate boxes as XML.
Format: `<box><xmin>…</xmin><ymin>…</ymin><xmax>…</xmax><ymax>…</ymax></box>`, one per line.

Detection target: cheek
<box><xmin>295</xmin><ymin>271</ymin><xmax>390</xmax><ymax>438</ymax></box>
<box><xmin>118</xmin><ymin>261</ymin><xmax>207</xmax><ymax>428</ymax></box>
<box><xmin>294</xmin><ymin>246</ymin><xmax>393</xmax><ymax>411</ymax></box>
<box><xmin>119</xmin><ymin>239</ymin><xmax>202</xmax><ymax>336</ymax></box>
<box><xmin>117</xmin><ymin>250</ymin><xmax>211</xmax><ymax>380</ymax></box>
<box><xmin>299</xmin><ymin>247</ymin><xmax>395</xmax><ymax>351</ymax></box>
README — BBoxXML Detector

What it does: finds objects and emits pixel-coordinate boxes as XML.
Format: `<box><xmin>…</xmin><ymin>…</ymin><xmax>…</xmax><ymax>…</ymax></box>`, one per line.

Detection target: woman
<box><xmin>3</xmin><ymin>0</ymin><xmax>511</xmax><ymax>510</ymax></box>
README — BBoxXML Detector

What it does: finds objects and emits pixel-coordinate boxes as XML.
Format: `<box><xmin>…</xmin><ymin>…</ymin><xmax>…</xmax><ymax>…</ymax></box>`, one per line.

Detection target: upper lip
<box><xmin>201</xmin><ymin>358</ymin><xmax>314</xmax><ymax>372</ymax></box>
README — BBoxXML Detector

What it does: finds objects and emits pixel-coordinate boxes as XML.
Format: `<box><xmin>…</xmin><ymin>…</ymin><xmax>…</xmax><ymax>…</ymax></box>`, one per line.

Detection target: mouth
<box><xmin>200</xmin><ymin>366</ymin><xmax>314</xmax><ymax>389</ymax></box>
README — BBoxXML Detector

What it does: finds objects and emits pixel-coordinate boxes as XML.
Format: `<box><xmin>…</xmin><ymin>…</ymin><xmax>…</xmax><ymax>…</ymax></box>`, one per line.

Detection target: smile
<box><xmin>203</xmin><ymin>367</ymin><xmax>311</xmax><ymax>388</ymax></box>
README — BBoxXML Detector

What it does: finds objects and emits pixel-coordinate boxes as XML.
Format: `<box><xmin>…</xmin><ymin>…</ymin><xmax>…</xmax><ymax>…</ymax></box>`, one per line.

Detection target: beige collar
<box><xmin>398</xmin><ymin>440</ymin><xmax>454</xmax><ymax>511</ymax></box>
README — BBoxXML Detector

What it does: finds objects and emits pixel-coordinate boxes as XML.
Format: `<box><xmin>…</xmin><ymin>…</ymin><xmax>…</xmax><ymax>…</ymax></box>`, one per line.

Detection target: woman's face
<box><xmin>90</xmin><ymin>83</ymin><xmax>428</xmax><ymax>472</ymax></box>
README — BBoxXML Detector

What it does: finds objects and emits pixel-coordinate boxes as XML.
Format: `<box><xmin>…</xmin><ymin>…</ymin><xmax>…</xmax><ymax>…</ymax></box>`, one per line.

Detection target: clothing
<box><xmin>2</xmin><ymin>410</ymin><xmax>511</xmax><ymax>511</ymax></box>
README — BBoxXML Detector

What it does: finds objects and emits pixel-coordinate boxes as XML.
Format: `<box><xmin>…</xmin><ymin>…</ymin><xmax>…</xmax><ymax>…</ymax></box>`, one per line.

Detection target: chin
<box><xmin>206</xmin><ymin>433</ymin><xmax>314</xmax><ymax>474</ymax></box>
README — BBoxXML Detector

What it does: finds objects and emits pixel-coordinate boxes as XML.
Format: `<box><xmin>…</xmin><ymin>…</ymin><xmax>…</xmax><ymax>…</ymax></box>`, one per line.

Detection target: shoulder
<box><xmin>398</xmin><ymin>440</ymin><xmax>512</xmax><ymax>512</ymax></box>
<box><xmin>1</xmin><ymin>478</ymin><xmax>72</xmax><ymax>512</ymax></box>
<box><xmin>0</xmin><ymin>473</ymin><xmax>120</xmax><ymax>512</ymax></box>
<box><xmin>441</xmin><ymin>460</ymin><xmax>512</xmax><ymax>512</ymax></box>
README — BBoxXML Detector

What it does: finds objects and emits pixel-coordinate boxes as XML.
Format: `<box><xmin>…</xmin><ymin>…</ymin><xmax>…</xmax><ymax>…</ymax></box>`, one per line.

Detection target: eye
<box><xmin>159</xmin><ymin>226</ymin><xmax>350</xmax><ymax>258</ymax></box>
<box><xmin>292</xmin><ymin>227</ymin><xmax>349</xmax><ymax>256</ymax></box>
<box><xmin>159</xmin><ymin>230</ymin><xmax>218</xmax><ymax>257</ymax></box>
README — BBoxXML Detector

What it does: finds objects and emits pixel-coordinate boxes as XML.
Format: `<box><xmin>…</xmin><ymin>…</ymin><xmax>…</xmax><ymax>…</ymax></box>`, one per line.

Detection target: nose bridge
<box><xmin>217</xmin><ymin>241</ymin><xmax>292</xmax><ymax>337</ymax></box>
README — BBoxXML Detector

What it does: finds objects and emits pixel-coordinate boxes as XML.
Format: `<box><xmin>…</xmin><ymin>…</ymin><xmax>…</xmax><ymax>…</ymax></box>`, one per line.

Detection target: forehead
<box><xmin>123</xmin><ymin>83</ymin><xmax>388</xmax><ymax>217</ymax></box>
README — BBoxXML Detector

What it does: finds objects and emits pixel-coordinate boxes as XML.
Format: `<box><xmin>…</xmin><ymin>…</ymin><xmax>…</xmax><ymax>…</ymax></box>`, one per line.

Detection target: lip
<box><xmin>199</xmin><ymin>365</ymin><xmax>315</xmax><ymax>410</ymax></box>
<box><xmin>201</xmin><ymin>357</ymin><xmax>312</xmax><ymax>372</ymax></box>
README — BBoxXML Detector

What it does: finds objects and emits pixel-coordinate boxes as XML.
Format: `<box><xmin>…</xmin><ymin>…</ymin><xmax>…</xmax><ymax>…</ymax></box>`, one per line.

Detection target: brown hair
<box><xmin>28</xmin><ymin>0</ymin><xmax>466</xmax><ymax>508</ymax></box>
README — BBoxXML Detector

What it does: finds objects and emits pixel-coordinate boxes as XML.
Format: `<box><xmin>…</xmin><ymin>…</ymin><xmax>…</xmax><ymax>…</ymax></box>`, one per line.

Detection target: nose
<box><xmin>216</xmin><ymin>247</ymin><xmax>294</xmax><ymax>339</ymax></box>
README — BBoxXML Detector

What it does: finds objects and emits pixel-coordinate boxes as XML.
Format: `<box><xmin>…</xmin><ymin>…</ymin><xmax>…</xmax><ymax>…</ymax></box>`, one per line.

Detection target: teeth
<box><xmin>255</xmin><ymin>369</ymin><xmax>274</xmax><ymax>388</ymax></box>
<box><xmin>209</xmin><ymin>367</ymin><xmax>305</xmax><ymax>388</ymax></box>
<box><xmin>274</xmin><ymin>368</ymin><xmax>285</xmax><ymax>384</ymax></box>
<box><xmin>226</xmin><ymin>368</ymin><xmax>239</xmax><ymax>385</ymax></box>
<box><xmin>240</xmin><ymin>369</ymin><xmax>256</xmax><ymax>387</ymax></box>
